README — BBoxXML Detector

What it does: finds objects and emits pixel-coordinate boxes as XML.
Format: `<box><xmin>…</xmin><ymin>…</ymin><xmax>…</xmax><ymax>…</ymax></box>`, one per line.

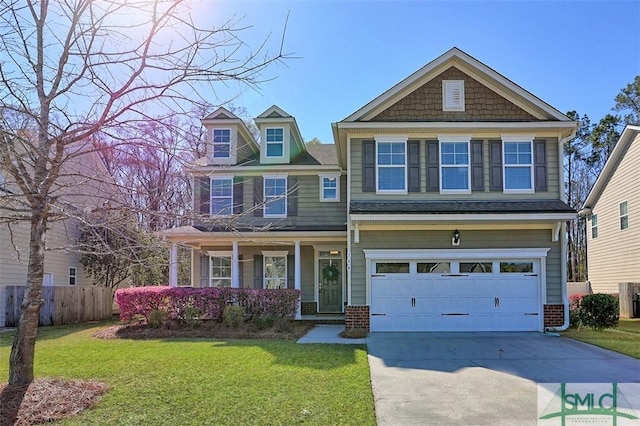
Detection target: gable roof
<box><xmin>581</xmin><ymin>125</ymin><xmax>640</xmax><ymax>215</ymax></box>
<box><xmin>256</xmin><ymin>105</ymin><xmax>292</xmax><ymax>119</ymax></box>
<box><xmin>203</xmin><ymin>106</ymin><xmax>237</xmax><ymax>120</ymax></box>
<box><xmin>342</xmin><ymin>47</ymin><xmax>570</xmax><ymax>122</ymax></box>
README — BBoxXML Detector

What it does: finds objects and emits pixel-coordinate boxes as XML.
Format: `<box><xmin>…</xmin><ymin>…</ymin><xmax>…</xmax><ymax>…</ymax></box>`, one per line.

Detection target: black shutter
<box><xmin>287</xmin><ymin>176</ymin><xmax>298</xmax><ymax>216</ymax></box>
<box><xmin>362</xmin><ymin>140</ymin><xmax>376</xmax><ymax>192</ymax></box>
<box><xmin>471</xmin><ymin>140</ymin><xmax>484</xmax><ymax>191</ymax></box>
<box><xmin>200</xmin><ymin>253</ymin><xmax>209</xmax><ymax>288</ymax></box>
<box><xmin>253</xmin><ymin>177</ymin><xmax>263</xmax><ymax>217</ymax></box>
<box><xmin>534</xmin><ymin>140</ymin><xmax>548</xmax><ymax>191</ymax></box>
<box><xmin>287</xmin><ymin>255</ymin><xmax>295</xmax><ymax>289</ymax></box>
<box><xmin>489</xmin><ymin>140</ymin><xmax>503</xmax><ymax>191</ymax></box>
<box><xmin>233</xmin><ymin>177</ymin><xmax>243</xmax><ymax>214</ymax></box>
<box><xmin>196</xmin><ymin>177</ymin><xmax>210</xmax><ymax>214</ymax></box>
<box><xmin>426</xmin><ymin>140</ymin><xmax>439</xmax><ymax>192</ymax></box>
<box><xmin>253</xmin><ymin>255</ymin><xmax>263</xmax><ymax>289</ymax></box>
<box><xmin>408</xmin><ymin>140</ymin><xmax>421</xmax><ymax>192</ymax></box>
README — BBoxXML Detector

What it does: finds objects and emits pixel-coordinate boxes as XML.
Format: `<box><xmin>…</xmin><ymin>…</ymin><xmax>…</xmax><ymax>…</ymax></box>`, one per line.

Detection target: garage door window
<box><xmin>500</xmin><ymin>262</ymin><xmax>534</xmax><ymax>273</ymax></box>
<box><xmin>376</xmin><ymin>263</ymin><xmax>409</xmax><ymax>273</ymax></box>
<box><xmin>459</xmin><ymin>262</ymin><xmax>492</xmax><ymax>273</ymax></box>
<box><xmin>417</xmin><ymin>262</ymin><xmax>450</xmax><ymax>273</ymax></box>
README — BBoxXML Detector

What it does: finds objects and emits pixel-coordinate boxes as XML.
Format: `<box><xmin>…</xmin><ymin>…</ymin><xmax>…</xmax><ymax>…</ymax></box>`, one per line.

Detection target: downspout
<box><xmin>547</xmin><ymin>130</ymin><xmax>577</xmax><ymax>332</ymax></box>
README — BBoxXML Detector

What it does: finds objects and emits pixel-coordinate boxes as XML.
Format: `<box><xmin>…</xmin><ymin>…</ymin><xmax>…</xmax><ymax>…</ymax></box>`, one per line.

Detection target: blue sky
<box><xmin>201</xmin><ymin>1</ymin><xmax>640</xmax><ymax>143</ymax></box>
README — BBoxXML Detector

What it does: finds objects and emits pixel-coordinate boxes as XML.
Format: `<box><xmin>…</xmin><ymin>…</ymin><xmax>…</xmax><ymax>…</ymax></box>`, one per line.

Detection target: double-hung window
<box><xmin>503</xmin><ymin>136</ymin><xmax>534</xmax><ymax>192</ymax></box>
<box><xmin>210</xmin><ymin>177</ymin><xmax>233</xmax><ymax>216</ymax></box>
<box><xmin>439</xmin><ymin>136</ymin><xmax>470</xmax><ymax>192</ymax></box>
<box><xmin>319</xmin><ymin>173</ymin><xmax>340</xmax><ymax>201</ymax></box>
<box><xmin>263</xmin><ymin>251</ymin><xmax>287</xmax><ymax>289</ymax></box>
<box><xmin>264</xmin><ymin>176</ymin><xmax>287</xmax><ymax>217</ymax></box>
<box><xmin>212</xmin><ymin>129</ymin><xmax>231</xmax><ymax>159</ymax></box>
<box><xmin>591</xmin><ymin>214</ymin><xmax>598</xmax><ymax>238</ymax></box>
<box><xmin>69</xmin><ymin>267</ymin><xmax>77</xmax><ymax>286</ymax></box>
<box><xmin>620</xmin><ymin>201</ymin><xmax>629</xmax><ymax>230</ymax></box>
<box><xmin>265</xmin><ymin>128</ymin><xmax>284</xmax><ymax>158</ymax></box>
<box><xmin>209</xmin><ymin>253</ymin><xmax>232</xmax><ymax>287</ymax></box>
<box><xmin>376</xmin><ymin>138</ymin><xmax>407</xmax><ymax>193</ymax></box>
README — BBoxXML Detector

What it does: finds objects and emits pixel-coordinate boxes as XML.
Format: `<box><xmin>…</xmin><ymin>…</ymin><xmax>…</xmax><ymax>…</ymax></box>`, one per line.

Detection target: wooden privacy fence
<box><xmin>5</xmin><ymin>286</ymin><xmax>114</xmax><ymax>327</ymax></box>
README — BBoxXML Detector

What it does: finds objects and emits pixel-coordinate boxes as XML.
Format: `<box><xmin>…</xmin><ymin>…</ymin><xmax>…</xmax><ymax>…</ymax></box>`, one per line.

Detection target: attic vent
<box><xmin>443</xmin><ymin>80</ymin><xmax>465</xmax><ymax>111</ymax></box>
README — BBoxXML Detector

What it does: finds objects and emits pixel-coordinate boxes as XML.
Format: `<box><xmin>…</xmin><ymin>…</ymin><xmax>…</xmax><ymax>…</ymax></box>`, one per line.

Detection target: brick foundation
<box><xmin>301</xmin><ymin>302</ymin><xmax>317</xmax><ymax>315</ymax></box>
<box><xmin>544</xmin><ymin>304</ymin><xmax>565</xmax><ymax>328</ymax></box>
<box><xmin>345</xmin><ymin>305</ymin><xmax>370</xmax><ymax>331</ymax></box>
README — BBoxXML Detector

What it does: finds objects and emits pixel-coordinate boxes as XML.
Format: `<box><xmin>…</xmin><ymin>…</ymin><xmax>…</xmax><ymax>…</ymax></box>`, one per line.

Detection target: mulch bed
<box><xmin>0</xmin><ymin>378</ymin><xmax>108</xmax><ymax>426</ymax></box>
<box><xmin>0</xmin><ymin>320</ymin><xmax>315</xmax><ymax>425</ymax></box>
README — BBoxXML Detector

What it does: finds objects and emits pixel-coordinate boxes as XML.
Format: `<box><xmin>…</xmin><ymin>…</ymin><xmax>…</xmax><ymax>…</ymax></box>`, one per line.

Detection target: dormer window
<box><xmin>266</xmin><ymin>128</ymin><xmax>284</xmax><ymax>157</ymax></box>
<box><xmin>213</xmin><ymin>129</ymin><xmax>231</xmax><ymax>158</ymax></box>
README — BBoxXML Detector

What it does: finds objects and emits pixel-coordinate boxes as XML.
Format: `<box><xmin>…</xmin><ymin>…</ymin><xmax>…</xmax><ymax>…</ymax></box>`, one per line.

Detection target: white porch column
<box><xmin>232</xmin><ymin>241</ymin><xmax>240</xmax><ymax>288</ymax></box>
<box><xmin>294</xmin><ymin>240</ymin><xmax>301</xmax><ymax>319</ymax></box>
<box><xmin>169</xmin><ymin>242</ymin><xmax>178</xmax><ymax>287</ymax></box>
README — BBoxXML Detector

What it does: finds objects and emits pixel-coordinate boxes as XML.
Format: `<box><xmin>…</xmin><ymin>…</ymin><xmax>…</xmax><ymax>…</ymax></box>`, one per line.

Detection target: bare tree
<box><xmin>0</xmin><ymin>0</ymin><xmax>288</xmax><ymax>385</ymax></box>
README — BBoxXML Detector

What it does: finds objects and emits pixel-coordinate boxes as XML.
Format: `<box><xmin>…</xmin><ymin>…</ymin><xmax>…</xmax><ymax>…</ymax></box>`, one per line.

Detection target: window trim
<box><xmin>438</xmin><ymin>135</ymin><xmax>471</xmax><ymax>194</ymax></box>
<box><xmin>319</xmin><ymin>173</ymin><xmax>340</xmax><ymax>202</ymax></box>
<box><xmin>501</xmin><ymin>135</ymin><xmax>535</xmax><ymax>194</ymax></box>
<box><xmin>265</xmin><ymin>127</ymin><xmax>285</xmax><ymax>158</ymax></box>
<box><xmin>68</xmin><ymin>267</ymin><xmax>77</xmax><ymax>286</ymax></box>
<box><xmin>212</xmin><ymin>128</ymin><xmax>232</xmax><ymax>159</ymax></box>
<box><xmin>619</xmin><ymin>201</ymin><xmax>629</xmax><ymax>230</ymax></box>
<box><xmin>210</xmin><ymin>175</ymin><xmax>234</xmax><ymax>217</ymax></box>
<box><xmin>262</xmin><ymin>250</ymin><xmax>288</xmax><ymax>289</ymax></box>
<box><xmin>263</xmin><ymin>174</ymin><xmax>288</xmax><ymax>218</ymax></box>
<box><xmin>375</xmin><ymin>136</ymin><xmax>408</xmax><ymax>195</ymax></box>
<box><xmin>442</xmin><ymin>80</ymin><xmax>465</xmax><ymax>111</ymax></box>
<box><xmin>591</xmin><ymin>214</ymin><xmax>598</xmax><ymax>239</ymax></box>
<box><xmin>209</xmin><ymin>251</ymin><xmax>232</xmax><ymax>288</ymax></box>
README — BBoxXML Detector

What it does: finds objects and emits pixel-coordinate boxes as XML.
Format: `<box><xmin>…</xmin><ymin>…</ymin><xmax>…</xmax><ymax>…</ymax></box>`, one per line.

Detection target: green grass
<box><xmin>563</xmin><ymin>319</ymin><xmax>640</xmax><ymax>359</ymax></box>
<box><xmin>0</xmin><ymin>322</ymin><xmax>376</xmax><ymax>425</ymax></box>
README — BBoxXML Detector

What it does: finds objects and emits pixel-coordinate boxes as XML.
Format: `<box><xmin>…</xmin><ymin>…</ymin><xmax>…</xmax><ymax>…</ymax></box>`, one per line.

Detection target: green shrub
<box><xmin>223</xmin><ymin>305</ymin><xmax>246</xmax><ymax>328</ymax></box>
<box><xmin>577</xmin><ymin>293</ymin><xmax>619</xmax><ymax>330</ymax></box>
<box><xmin>273</xmin><ymin>317</ymin><xmax>292</xmax><ymax>333</ymax></box>
<box><xmin>252</xmin><ymin>315</ymin><xmax>275</xmax><ymax>331</ymax></box>
<box><xmin>147</xmin><ymin>309</ymin><xmax>168</xmax><ymax>328</ymax></box>
<box><xmin>182</xmin><ymin>306</ymin><xmax>202</xmax><ymax>327</ymax></box>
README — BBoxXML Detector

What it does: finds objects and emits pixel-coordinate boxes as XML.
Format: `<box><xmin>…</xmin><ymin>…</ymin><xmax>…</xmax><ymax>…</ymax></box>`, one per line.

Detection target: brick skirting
<box><xmin>345</xmin><ymin>305</ymin><xmax>370</xmax><ymax>331</ymax></box>
<box><xmin>544</xmin><ymin>304</ymin><xmax>565</xmax><ymax>328</ymax></box>
<box><xmin>301</xmin><ymin>302</ymin><xmax>317</xmax><ymax>315</ymax></box>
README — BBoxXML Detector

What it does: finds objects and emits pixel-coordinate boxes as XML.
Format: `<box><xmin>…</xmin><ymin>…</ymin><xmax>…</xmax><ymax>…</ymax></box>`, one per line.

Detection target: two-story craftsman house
<box><xmin>163</xmin><ymin>47</ymin><xmax>578</xmax><ymax>332</ymax></box>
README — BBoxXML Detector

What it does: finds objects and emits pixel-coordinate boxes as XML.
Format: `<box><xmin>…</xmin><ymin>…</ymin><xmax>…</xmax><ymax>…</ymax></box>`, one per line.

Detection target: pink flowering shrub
<box><xmin>115</xmin><ymin>286</ymin><xmax>300</xmax><ymax>324</ymax></box>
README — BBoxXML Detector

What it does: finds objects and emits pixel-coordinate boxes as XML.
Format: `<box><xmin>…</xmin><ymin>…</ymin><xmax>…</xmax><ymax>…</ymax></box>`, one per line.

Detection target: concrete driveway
<box><xmin>366</xmin><ymin>332</ymin><xmax>640</xmax><ymax>425</ymax></box>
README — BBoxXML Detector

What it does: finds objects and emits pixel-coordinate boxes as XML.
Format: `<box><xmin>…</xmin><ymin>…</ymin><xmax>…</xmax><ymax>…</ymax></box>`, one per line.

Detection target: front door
<box><xmin>318</xmin><ymin>258</ymin><xmax>342</xmax><ymax>313</ymax></box>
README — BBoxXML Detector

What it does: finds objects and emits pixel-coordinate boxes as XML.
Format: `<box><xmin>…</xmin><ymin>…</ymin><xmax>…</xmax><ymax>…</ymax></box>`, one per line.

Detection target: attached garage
<box><xmin>366</xmin><ymin>249</ymin><xmax>549</xmax><ymax>332</ymax></box>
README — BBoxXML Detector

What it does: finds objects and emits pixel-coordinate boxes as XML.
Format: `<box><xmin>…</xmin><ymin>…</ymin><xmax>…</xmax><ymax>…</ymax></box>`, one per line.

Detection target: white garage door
<box><xmin>370</xmin><ymin>259</ymin><xmax>541</xmax><ymax>332</ymax></box>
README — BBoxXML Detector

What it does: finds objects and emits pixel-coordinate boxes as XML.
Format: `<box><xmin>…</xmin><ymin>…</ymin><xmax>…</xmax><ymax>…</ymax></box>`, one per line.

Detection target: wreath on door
<box><xmin>322</xmin><ymin>263</ymin><xmax>340</xmax><ymax>281</ymax></box>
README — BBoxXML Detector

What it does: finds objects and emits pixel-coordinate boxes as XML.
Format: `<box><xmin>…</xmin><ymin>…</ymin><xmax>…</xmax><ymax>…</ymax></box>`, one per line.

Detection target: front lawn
<box><xmin>562</xmin><ymin>319</ymin><xmax>640</xmax><ymax>359</ymax></box>
<box><xmin>0</xmin><ymin>322</ymin><xmax>376</xmax><ymax>425</ymax></box>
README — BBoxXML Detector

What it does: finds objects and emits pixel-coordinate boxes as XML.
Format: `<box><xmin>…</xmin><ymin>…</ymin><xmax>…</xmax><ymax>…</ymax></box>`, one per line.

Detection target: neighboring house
<box><xmin>580</xmin><ymin>125</ymin><xmax>640</xmax><ymax>294</ymax></box>
<box><xmin>0</xmin><ymin>143</ymin><xmax>116</xmax><ymax>327</ymax></box>
<box><xmin>163</xmin><ymin>47</ymin><xmax>578</xmax><ymax>332</ymax></box>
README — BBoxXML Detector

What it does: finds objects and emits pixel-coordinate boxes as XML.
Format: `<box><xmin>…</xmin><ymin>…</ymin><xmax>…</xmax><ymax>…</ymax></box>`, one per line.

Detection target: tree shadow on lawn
<box><xmin>0</xmin><ymin>320</ymin><xmax>117</xmax><ymax>348</ymax></box>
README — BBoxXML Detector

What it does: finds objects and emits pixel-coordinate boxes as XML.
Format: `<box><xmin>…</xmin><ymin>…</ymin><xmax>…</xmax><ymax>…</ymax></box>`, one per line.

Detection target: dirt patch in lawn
<box><xmin>0</xmin><ymin>378</ymin><xmax>108</xmax><ymax>426</ymax></box>
<box><xmin>93</xmin><ymin>320</ymin><xmax>315</xmax><ymax>341</ymax></box>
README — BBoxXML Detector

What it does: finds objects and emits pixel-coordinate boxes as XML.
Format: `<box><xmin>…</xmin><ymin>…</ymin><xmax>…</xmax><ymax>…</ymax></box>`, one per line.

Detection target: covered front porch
<box><xmin>163</xmin><ymin>227</ymin><xmax>348</xmax><ymax>319</ymax></box>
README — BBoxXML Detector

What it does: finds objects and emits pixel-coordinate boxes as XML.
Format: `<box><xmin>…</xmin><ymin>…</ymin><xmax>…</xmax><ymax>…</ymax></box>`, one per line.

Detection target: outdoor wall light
<box><xmin>452</xmin><ymin>229</ymin><xmax>460</xmax><ymax>246</ymax></box>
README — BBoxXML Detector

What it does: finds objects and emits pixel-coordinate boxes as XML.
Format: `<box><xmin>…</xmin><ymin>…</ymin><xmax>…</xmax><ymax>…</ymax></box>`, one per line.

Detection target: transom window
<box><xmin>460</xmin><ymin>262</ymin><xmax>493</xmax><ymax>273</ymax></box>
<box><xmin>69</xmin><ymin>267</ymin><xmax>77</xmax><ymax>286</ymax></box>
<box><xmin>212</xmin><ymin>129</ymin><xmax>231</xmax><ymax>158</ymax></box>
<box><xmin>440</xmin><ymin>141</ymin><xmax>469</xmax><ymax>191</ymax></box>
<box><xmin>504</xmin><ymin>141</ymin><xmax>533</xmax><ymax>191</ymax></box>
<box><xmin>264</xmin><ymin>177</ymin><xmax>287</xmax><ymax>217</ymax></box>
<box><xmin>265</xmin><ymin>128</ymin><xmax>284</xmax><ymax>157</ymax></box>
<box><xmin>376</xmin><ymin>140</ymin><xmax>406</xmax><ymax>192</ymax></box>
<box><xmin>499</xmin><ymin>262</ymin><xmax>534</xmax><ymax>273</ymax></box>
<box><xmin>417</xmin><ymin>262</ymin><xmax>450</xmax><ymax>274</ymax></box>
<box><xmin>320</xmin><ymin>174</ymin><xmax>340</xmax><ymax>201</ymax></box>
<box><xmin>620</xmin><ymin>201</ymin><xmax>629</xmax><ymax>230</ymax></box>
<box><xmin>591</xmin><ymin>214</ymin><xmax>598</xmax><ymax>238</ymax></box>
<box><xmin>264</xmin><ymin>252</ymin><xmax>287</xmax><ymax>289</ymax></box>
<box><xmin>210</xmin><ymin>178</ymin><xmax>233</xmax><ymax>216</ymax></box>
<box><xmin>210</xmin><ymin>255</ymin><xmax>232</xmax><ymax>287</ymax></box>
